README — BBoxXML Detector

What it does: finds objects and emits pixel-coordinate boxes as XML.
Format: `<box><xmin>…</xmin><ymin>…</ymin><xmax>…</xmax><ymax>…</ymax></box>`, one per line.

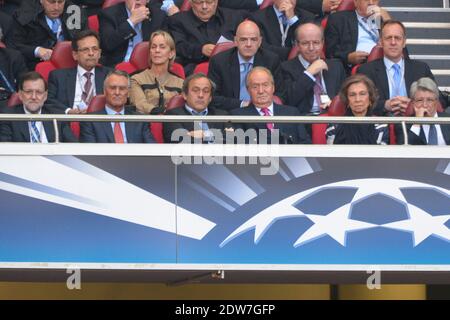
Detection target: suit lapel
<box><xmin>377</xmin><ymin>60</ymin><xmax>390</xmax><ymax>99</ymax></box>
<box><xmin>43</xmin><ymin>121</ymin><xmax>55</xmax><ymax>142</ymax></box>
<box><xmin>349</xmin><ymin>12</ymin><xmax>359</xmax><ymax>52</ymax></box>
<box><xmin>94</xmin><ymin>66</ymin><xmax>106</xmax><ymax>94</ymax></box>
<box><xmin>38</xmin><ymin>14</ymin><xmax>56</xmax><ymax>39</ymax></box>
<box><xmin>67</xmin><ymin>68</ymin><xmax>77</xmax><ymax>108</ymax></box>
<box><xmin>230</xmin><ymin>50</ymin><xmax>241</xmax><ymax>98</ymax></box>
<box><xmin>15</xmin><ymin>107</ymin><xmax>30</xmax><ymax>142</ymax></box>
<box><xmin>100</xmin><ymin>109</ymin><xmax>115</xmax><ymax>142</ymax></box>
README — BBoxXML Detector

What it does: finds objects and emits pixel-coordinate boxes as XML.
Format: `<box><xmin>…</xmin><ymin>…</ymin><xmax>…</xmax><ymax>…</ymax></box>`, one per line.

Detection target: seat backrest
<box><xmin>0</xmin><ymin>41</ymin><xmax>5</xmax><ymax>48</ymax></box>
<box><xmin>193</xmin><ymin>62</ymin><xmax>209</xmax><ymax>75</ymax></box>
<box><xmin>88</xmin><ymin>15</ymin><xmax>99</xmax><ymax>33</ymax></box>
<box><xmin>115</xmin><ymin>61</ymin><xmax>136</xmax><ymax>74</ymax></box>
<box><xmin>211</xmin><ymin>41</ymin><xmax>236</xmax><ymax>57</ymax></box>
<box><xmin>87</xmin><ymin>94</ymin><xmax>106</xmax><ymax>113</ymax></box>
<box><xmin>287</xmin><ymin>46</ymin><xmax>299</xmax><ymax>60</ymax></box>
<box><xmin>328</xmin><ymin>95</ymin><xmax>346</xmax><ymax>116</ymax></box>
<box><xmin>51</xmin><ymin>41</ymin><xmax>77</xmax><ymax>69</ymax></box>
<box><xmin>170</xmin><ymin>62</ymin><xmax>186</xmax><ymax>79</ymax></box>
<box><xmin>166</xmin><ymin>94</ymin><xmax>185</xmax><ymax>111</ymax></box>
<box><xmin>129</xmin><ymin>41</ymin><xmax>150</xmax><ymax>71</ymax></box>
<box><xmin>259</xmin><ymin>0</ymin><xmax>273</xmax><ymax>9</ymax></box>
<box><xmin>311</xmin><ymin>113</ymin><xmax>329</xmax><ymax>144</ymax></box>
<box><xmin>103</xmin><ymin>0</ymin><xmax>124</xmax><ymax>9</ymax></box>
<box><xmin>7</xmin><ymin>92</ymin><xmax>21</xmax><ymax>108</ymax></box>
<box><xmin>367</xmin><ymin>45</ymin><xmax>383</xmax><ymax>62</ymax></box>
<box><xmin>337</xmin><ymin>0</ymin><xmax>355</xmax><ymax>11</ymax></box>
<box><xmin>180</xmin><ymin>0</ymin><xmax>191</xmax><ymax>11</ymax></box>
<box><xmin>35</xmin><ymin>61</ymin><xmax>56</xmax><ymax>81</ymax></box>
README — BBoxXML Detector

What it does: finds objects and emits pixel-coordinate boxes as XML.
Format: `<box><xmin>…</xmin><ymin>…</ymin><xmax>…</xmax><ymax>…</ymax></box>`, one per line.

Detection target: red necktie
<box><xmin>260</xmin><ymin>107</ymin><xmax>274</xmax><ymax>131</ymax></box>
<box><xmin>114</xmin><ymin>113</ymin><xmax>124</xmax><ymax>143</ymax></box>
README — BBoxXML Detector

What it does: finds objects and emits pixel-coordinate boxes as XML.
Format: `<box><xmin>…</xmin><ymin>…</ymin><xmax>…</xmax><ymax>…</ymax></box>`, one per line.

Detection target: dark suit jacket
<box><xmin>208</xmin><ymin>47</ymin><xmax>283</xmax><ymax>111</ymax></box>
<box><xmin>0</xmin><ymin>11</ymin><xmax>13</xmax><ymax>44</ymax></box>
<box><xmin>230</xmin><ymin>103</ymin><xmax>311</xmax><ymax>144</ymax></box>
<box><xmin>249</xmin><ymin>5</ymin><xmax>315</xmax><ymax>61</ymax></box>
<box><xmin>98</xmin><ymin>1</ymin><xmax>167</xmax><ymax>67</ymax></box>
<box><xmin>324</xmin><ymin>10</ymin><xmax>359</xmax><ymax>66</ymax></box>
<box><xmin>396</xmin><ymin>113</ymin><xmax>450</xmax><ymax>145</ymax></box>
<box><xmin>9</xmin><ymin>2</ymin><xmax>88</xmax><ymax>69</ymax></box>
<box><xmin>357</xmin><ymin>58</ymin><xmax>436</xmax><ymax>115</ymax></box>
<box><xmin>163</xmin><ymin>105</ymin><xmax>230</xmax><ymax>143</ymax></box>
<box><xmin>168</xmin><ymin>7</ymin><xmax>246</xmax><ymax>69</ymax></box>
<box><xmin>0</xmin><ymin>104</ymin><xmax>78</xmax><ymax>142</ymax></box>
<box><xmin>0</xmin><ymin>47</ymin><xmax>28</xmax><ymax>93</ymax></box>
<box><xmin>280</xmin><ymin>57</ymin><xmax>346</xmax><ymax>114</ymax></box>
<box><xmin>79</xmin><ymin>107</ymin><xmax>155</xmax><ymax>143</ymax></box>
<box><xmin>47</xmin><ymin>65</ymin><xmax>112</xmax><ymax>111</ymax></box>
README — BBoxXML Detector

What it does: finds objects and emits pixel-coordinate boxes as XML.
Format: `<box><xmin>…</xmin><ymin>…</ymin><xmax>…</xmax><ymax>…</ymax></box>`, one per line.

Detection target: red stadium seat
<box><xmin>327</xmin><ymin>94</ymin><xmax>346</xmax><ymax>116</ymax></box>
<box><xmin>273</xmin><ymin>95</ymin><xmax>283</xmax><ymax>105</ymax></box>
<box><xmin>102</xmin><ymin>0</ymin><xmax>124</xmax><ymax>9</ymax></box>
<box><xmin>259</xmin><ymin>0</ymin><xmax>273</xmax><ymax>9</ymax></box>
<box><xmin>87</xmin><ymin>94</ymin><xmax>106</xmax><ymax>112</ymax></box>
<box><xmin>170</xmin><ymin>63</ymin><xmax>186</xmax><ymax>79</ymax></box>
<box><xmin>180</xmin><ymin>0</ymin><xmax>191</xmax><ymax>11</ymax></box>
<box><xmin>193</xmin><ymin>62</ymin><xmax>209</xmax><ymax>75</ymax></box>
<box><xmin>193</xmin><ymin>42</ymin><xmax>236</xmax><ymax>74</ymax></box>
<box><xmin>0</xmin><ymin>41</ymin><xmax>5</xmax><ymax>48</ymax></box>
<box><xmin>337</xmin><ymin>0</ymin><xmax>355</xmax><ymax>11</ymax></box>
<box><xmin>166</xmin><ymin>94</ymin><xmax>185</xmax><ymax>111</ymax></box>
<box><xmin>150</xmin><ymin>94</ymin><xmax>186</xmax><ymax>143</ymax></box>
<box><xmin>311</xmin><ymin>95</ymin><xmax>345</xmax><ymax>144</ymax></box>
<box><xmin>7</xmin><ymin>92</ymin><xmax>21</xmax><ymax>108</ymax></box>
<box><xmin>88</xmin><ymin>15</ymin><xmax>99</xmax><ymax>33</ymax></box>
<box><xmin>351</xmin><ymin>44</ymin><xmax>383</xmax><ymax>75</ymax></box>
<box><xmin>35</xmin><ymin>41</ymin><xmax>76</xmax><ymax>81</ymax></box>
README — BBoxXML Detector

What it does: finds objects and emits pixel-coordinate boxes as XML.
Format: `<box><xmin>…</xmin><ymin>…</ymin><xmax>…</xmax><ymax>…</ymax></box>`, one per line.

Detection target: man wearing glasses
<box><xmin>9</xmin><ymin>0</ymin><xmax>88</xmax><ymax>69</ymax></box>
<box><xmin>0</xmin><ymin>71</ymin><xmax>77</xmax><ymax>143</ymax></box>
<box><xmin>396</xmin><ymin>77</ymin><xmax>450</xmax><ymax>146</ymax></box>
<box><xmin>208</xmin><ymin>20</ymin><xmax>283</xmax><ymax>111</ymax></box>
<box><xmin>168</xmin><ymin>0</ymin><xmax>246</xmax><ymax>75</ymax></box>
<box><xmin>280</xmin><ymin>23</ymin><xmax>346</xmax><ymax>115</ymax></box>
<box><xmin>47</xmin><ymin>29</ymin><xmax>111</xmax><ymax>114</ymax></box>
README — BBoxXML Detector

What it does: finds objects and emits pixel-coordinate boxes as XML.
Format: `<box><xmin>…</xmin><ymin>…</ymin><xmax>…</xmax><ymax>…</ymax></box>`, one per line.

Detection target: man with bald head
<box><xmin>281</xmin><ymin>22</ymin><xmax>346</xmax><ymax>115</ymax></box>
<box><xmin>168</xmin><ymin>0</ymin><xmax>246</xmax><ymax>75</ymax></box>
<box><xmin>208</xmin><ymin>20</ymin><xmax>283</xmax><ymax>111</ymax></box>
<box><xmin>325</xmin><ymin>0</ymin><xmax>391</xmax><ymax>70</ymax></box>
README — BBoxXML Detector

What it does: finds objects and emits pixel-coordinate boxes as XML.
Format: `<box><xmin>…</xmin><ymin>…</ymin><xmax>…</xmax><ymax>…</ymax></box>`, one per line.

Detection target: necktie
<box><xmin>81</xmin><ymin>72</ymin><xmax>93</xmax><ymax>105</ymax></box>
<box><xmin>392</xmin><ymin>63</ymin><xmax>402</xmax><ymax>96</ymax></box>
<box><xmin>51</xmin><ymin>19</ymin><xmax>64</xmax><ymax>41</ymax></box>
<box><xmin>239</xmin><ymin>62</ymin><xmax>251</xmax><ymax>102</ymax></box>
<box><xmin>30</xmin><ymin>121</ymin><xmax>41</xmax><ymax>143</ymax></box>
<box><xmin>428</xmin><ymin>124</ymin><xmax>438</xmax><ymax>145</ymax></box>
<box><xmin>114</xmin><ymin>114</ymin><xmax>125</xmax><ymax>143</ymax></box>
<box><xmin>260</xmin><ymin>107</ymin><xmax>274</xmax><ymax>131</ymax></box>
<box><xmin>280</xmin><ymin>14</ymin><xmax>288</xmax><ymax>29</ymax></box>
<box><xmin>313</xmin><ymin>73</ymin><xmax>323</xmax><ymax>112</ymax></box>
<box><xmin>192</xmin><ymin>109</ymin><xmax>209</xmax><ymax>131</ymax></box>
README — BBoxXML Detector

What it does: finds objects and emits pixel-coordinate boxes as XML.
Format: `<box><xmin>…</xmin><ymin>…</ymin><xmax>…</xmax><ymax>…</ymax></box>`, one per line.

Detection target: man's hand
<box><xmin>385</xmin><ymin>96</ymin><xmax>410</xmax><ymax>115</ymax></box>
<box><xmin>306</xmin><ymin>59</ymin><xmax>328</xmax><ymax>75</ymax></box>
<box><xmin>202</xmin><ymin>44</ymin><xmax>215</xmax><ymax>57</ymax></box>
<box><xmin>413</xmin><ymin>105</ymin><xmax>427</xmax><ymax>117</ymax></box>
<box><xmin>278</xmin><ymin>0</ymin><xmax>295</xmax><ymax>19</ymax></box>
<box><xmin>347</xmin><ymin>51</ymin><xmax>369</xmax><ymax>65</ymax></box>
<box><xmin>241</xmin><ymin>100</ymin><xmax>250</xmax><ymax>107</ymax></box>
<box><xmin>188</xmin><ymin>130</ymin><xmax>205</xmax><ymax>139</ymax></box>
<box><xmin>129</xmin><ymin>3</ymin><xmax>150</xmax><ymax>25</ymax></box>
<box><xmin>167</xmin><ymin>5</ymin><xmax>180</xmax><ymax>16</ymax></box>
<box><xmin>68</xmin><ymin>107</ymin><xmax>87</xmax><ymax>114</ymax></box>
<box><xmin>322</xmin><ymin>0</ymin><xmax>341</xmax><ymax>13</ymax></box>
<box><xmin>38</xmin><ymin>48</ymin><xmax>53</xmax><ymax>61</ymax></box>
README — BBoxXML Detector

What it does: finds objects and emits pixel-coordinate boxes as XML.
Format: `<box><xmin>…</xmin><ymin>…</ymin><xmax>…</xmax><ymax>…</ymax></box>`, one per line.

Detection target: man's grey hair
<box><xmin>104</xmin><ymin>69</ymin><xmax>131</xmax><ymax>88</ymax></box>
<box><xmin>410</xmin><ymin>77</ymin><xmax>439</xmax><ymax>99</ymax></box>
<box><xmin>245</xmin><ymin>66</ymin><xmax>274</xmax><ymax>88</ymax></box>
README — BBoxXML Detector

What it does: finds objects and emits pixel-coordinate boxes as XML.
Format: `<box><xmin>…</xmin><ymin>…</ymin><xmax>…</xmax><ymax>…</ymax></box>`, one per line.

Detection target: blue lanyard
<box><xmin>0</xmin><ymin>69</ymin><xmax>15</xmax><ymax>92</ymax></box>
<box><xmin>357</xmin><ymin>19</ymin><xmax>379</xmax><ymax>44</ymax></box>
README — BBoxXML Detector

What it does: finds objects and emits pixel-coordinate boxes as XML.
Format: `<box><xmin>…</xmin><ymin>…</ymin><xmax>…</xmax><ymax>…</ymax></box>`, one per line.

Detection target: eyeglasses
<box><xmin>298</xmin><ymin>40</ymin><xmax>323</xmax><ymax>48</ymax></box>
<box><xmin>191</xmin><ymin>0</ymin><xmax>216</xmax><ymax>5</ymax></box>
<box><xmin>413</xmin><ymin>97</ymin><xmax>437</xmax><ymax>105</ymax></box>
<box><xmin>21</xmin><ymin>90</ymin><xmax>46</xmax><ymax>97</ymax></box>
<box><xmin>77</xmin><ymin>46</ymin><xmax>100</xmax><ymax>54</ymax></box>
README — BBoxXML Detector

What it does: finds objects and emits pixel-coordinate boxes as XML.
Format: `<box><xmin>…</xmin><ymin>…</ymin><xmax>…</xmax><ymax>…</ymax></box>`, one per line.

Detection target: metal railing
<box><xmin>1</xmin><ymin>113</ymin><xmax>450</xmax><ymax>145</ymax></box>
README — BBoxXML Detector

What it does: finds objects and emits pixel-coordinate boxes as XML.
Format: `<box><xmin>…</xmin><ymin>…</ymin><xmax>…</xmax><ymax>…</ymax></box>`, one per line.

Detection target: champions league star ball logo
<box><xmin>219</xmin><ymin>178</ymin><xmax>450</xmax><ymax>249</ymax></box>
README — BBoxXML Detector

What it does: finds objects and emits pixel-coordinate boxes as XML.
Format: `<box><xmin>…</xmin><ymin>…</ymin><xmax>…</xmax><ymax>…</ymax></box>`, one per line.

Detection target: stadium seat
<box><xmin>311</xmin><ymin>95</ymin><xmax>345</xmax><ymax>144</ymax></box>
<box><xmin>273</xmin><ymin>95</ymin><xmax>283</xmax><ymax>105</ymax></box>
<box><xmin>166</xmin><ymin>94</ymin><xmax>185</xmax><ymax>111</ymax></box>
<box><xmin>337</xmin><ymin>0</ymin><xmax>355</xmax><ymax>11</ymax></box>
<box><xmin>150</xmin><ymin>94</ymin><xmax>185</xmax><ymax>144</ymax></box>
<box><xmin>180</xmin><ymin>0</ymin><xmax>191</xmax><ymax>11</ymax></box>
<box><xmin>102</xmin><ymin>0</ymin><xmax>124</xmax><ymax>9</ymax></box>
<box><xmin>0</xmin><ymin>41</ymin><xmax>5</xmax><ymax>48</ymax></box>
<box><xmin>351</xmin><ymin>44</ymin><xmax>383</xmax><ymax>75</ymax></box>
<box><xmin>193</xmin><ymin>42</ymin><xmax>236</xmax><ymax>74</ymax></box>
<box><xmin>88</xmin><ymin>15</ymin><xmax>99</xmax><ymax>33</ymax></box>
<box><xmin>35</xmin><ymin>41</ymin><xmax>76</xmax><ymax>81</ymax></box>
<box><xmin>7</xmin><ymin>92</ymin><xmax>21</xmax><ymax>108</ymax></box>
<box><xmin>87</xmin><ymin>94</ymin><xmax>106</xmax><ymax>112</ymax></box>
<box><xmin>193</xmin><ymin>62</ymin><xmax>209</xmax><ymax>75</ymax></box>
<box><xmin>259</xmin><ymin>0</ymin><xmax>273</xmax><ymax>9</ymax></box>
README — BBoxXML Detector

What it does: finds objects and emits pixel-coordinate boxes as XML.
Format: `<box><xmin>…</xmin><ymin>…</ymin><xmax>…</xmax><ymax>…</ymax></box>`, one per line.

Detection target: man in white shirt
<box><xmin>0</xmin><ymin>71</ymin><xmax>77</xmax><ymax>142</ymax></box>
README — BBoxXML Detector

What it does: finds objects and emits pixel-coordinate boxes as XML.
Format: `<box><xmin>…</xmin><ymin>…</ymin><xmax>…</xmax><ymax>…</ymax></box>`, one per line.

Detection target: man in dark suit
<box><xmin>80</xmin><ymin>70</ymin><xmax>155</xmax><ymax>143</ymax></box>
<box><xmin>325</xmin><ymin>0</ymin><xmax>390</xmax><ymax>70</ymax></box>
<box><xmin>281</xmin><ymin>22</ymin><xmax>346</xmax><ymax>115</ymax></box>
<box><xmin>168</xmin><ymin>0</ymin><xmax>246</xmax><ymax>75</ymax></box>
<box><xmin>249</xmin><ymin>0</ymin><xmax>315</xmax><ymax>61</ymax></box>
<box><xmin>358</xmin><ymin>20</ymin><xmax>440</xmax><ymax>116</ymax></box>
<box><xmin>47</xmin><ymin>29</ymin><xmax>111</xmax><ymax>114</ymax></box>
<box><xmin>99</xmin><ymin>0</ymin><xmax>167</xmax><ymax>67</ymax></box>
<box><xmin>163</xmin><ymin>73</ymin><xmax>230</xmax><ymax>143</ymax></box>
<box><xmin>230</xmin><ymin>66</ymin><xmax>311</xmax><ymax>144</ymax></box>
<box><xmin>208</xmin><ymin>20</ymin><xmax>283</xmax><ymax>111</ymax></box>
<box><xmin>397</xmin><ymin>78</ymin><xmax>450</xmax><ymax>145</ymax></box>
<box><xmin>8</xmin><ymin>0</ymin><xmax>88</xmax><ymax>70</ymax></box>
<box><xmin>0</xmin><ymin>71</ymin><xmax>77</xmax><ymax>142</ymax></box>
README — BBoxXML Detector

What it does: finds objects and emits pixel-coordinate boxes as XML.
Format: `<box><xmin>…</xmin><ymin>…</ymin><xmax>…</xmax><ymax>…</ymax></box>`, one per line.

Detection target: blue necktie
<box><xmin>191</xmin><ymin>109</ymin><xmax>209</xmax><ymax>131</ymax></box>
<box><xmin>392</xmin><ymin>63</ymin><xmax>402</xmax><ymax>96</ymax></box>
<box><xmin>30</xmin><ymin>121</ymin><xmax>41</xmax><ymax>143</ymax></box>
<box><xmin>428</xmin><ymin>125</ymin><xmax>438</xmax><ymax>145</ymax></box>
<box><xmin>51</xmin><ymin>19</ymin><xmax>64</xmax><ymax>41</ymax></box>
<box><xmin>280</xmin><ymin>14</ymin><xmax>288</xmax><ymax>29</ymax></box>
<box><xmin>239</xmin><ymin>62</ymin><xmax>251</xmax><ymax>102</ymax></box>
